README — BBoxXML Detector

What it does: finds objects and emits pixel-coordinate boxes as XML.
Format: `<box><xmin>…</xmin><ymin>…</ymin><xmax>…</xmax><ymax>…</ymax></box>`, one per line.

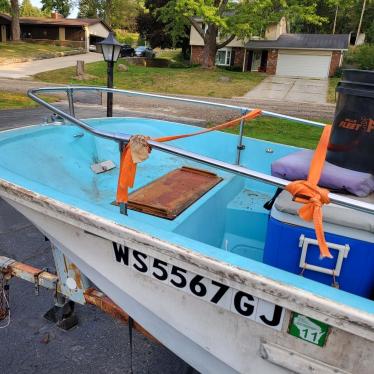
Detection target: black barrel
<box><xmin>327</xmin><ymin>69</ymin><xmax>374</xmax><ymax>174</ymax></box>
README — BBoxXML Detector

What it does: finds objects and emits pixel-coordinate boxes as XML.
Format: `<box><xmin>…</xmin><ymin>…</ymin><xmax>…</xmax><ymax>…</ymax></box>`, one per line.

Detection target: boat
<box><xmin>0</xmin><ymin>85</ymin><xmax>373</xmax><ymax>374</ymax></box>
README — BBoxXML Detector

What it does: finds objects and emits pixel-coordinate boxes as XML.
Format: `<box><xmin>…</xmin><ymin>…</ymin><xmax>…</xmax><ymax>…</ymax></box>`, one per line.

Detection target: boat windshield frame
<box><xmin>27</xmin><ymin>86</ymin><xmax>374</xmax><ymax>216</ymax></box>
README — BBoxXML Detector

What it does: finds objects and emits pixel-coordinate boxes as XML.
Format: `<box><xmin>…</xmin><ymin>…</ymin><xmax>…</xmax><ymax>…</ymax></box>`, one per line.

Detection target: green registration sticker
<box><xmin>288</xmin><ymin>313</ymin><xmax>330</xmax><ymax>347</ymax></box>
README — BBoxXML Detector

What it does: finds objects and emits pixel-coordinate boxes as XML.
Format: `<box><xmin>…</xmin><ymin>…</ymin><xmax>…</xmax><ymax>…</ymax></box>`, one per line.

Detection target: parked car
<box><xmin>120</xmin><ymin>44</ymin><xmax>135</xmax><ymax>57</ymax></box>
<box><xmin>135</xmin><ymin>46</ymin><xmax>155</xmax><ymax>58</ymax></box>
<box><xmin>89</xmin><ymin>44</ymin><xmax>97</xmax><ymax>52</ymax></box>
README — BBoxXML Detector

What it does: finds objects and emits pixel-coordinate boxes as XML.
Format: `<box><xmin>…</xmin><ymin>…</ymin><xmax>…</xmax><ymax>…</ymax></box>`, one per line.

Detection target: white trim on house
<box><xmin>215</xmin><ymin>47</ymin><xmax>232</xmax><ymax>66</ymax></box>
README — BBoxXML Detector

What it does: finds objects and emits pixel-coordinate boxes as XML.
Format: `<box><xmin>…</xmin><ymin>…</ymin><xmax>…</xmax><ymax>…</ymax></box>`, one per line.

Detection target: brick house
<box><xmin>0</xmin><ymin>12</ymin><xmax>111</xmax><ymax>51</ymax></box>
<box><xmin>190</xmin><ymin>18</ymin><xmax>349</xmax><ymax>78</ymax></box>
<box><xmin>190</xmin><ymin>18</ymin><xmax>247</xmax><ymax>70</ymax></box>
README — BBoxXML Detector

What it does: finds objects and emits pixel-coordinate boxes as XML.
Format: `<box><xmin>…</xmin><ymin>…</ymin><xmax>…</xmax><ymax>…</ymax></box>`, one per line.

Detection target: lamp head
<box><xmin>98</xmin><ymin>32</ymin><xmax>122</xmax><ymax>63</ymax></box>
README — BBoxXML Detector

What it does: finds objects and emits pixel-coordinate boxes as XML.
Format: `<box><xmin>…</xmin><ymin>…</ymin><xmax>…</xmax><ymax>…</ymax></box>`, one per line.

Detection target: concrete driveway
<box><xmin>243</xmin><ymin>76</ymin><xmax>328</xmax><ymax>104</ymax></box>
<box><xmin>0</xmin><ymin>52</ymin><xmax>103</xmax><ymax>79</ymax></box>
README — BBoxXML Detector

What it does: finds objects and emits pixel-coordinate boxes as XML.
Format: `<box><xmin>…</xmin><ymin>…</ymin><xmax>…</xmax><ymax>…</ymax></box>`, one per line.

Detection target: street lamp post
<box><xmin>98</xmin><ymin>32</ymin><xmax>122</xmax><ymax>117</ymax></box>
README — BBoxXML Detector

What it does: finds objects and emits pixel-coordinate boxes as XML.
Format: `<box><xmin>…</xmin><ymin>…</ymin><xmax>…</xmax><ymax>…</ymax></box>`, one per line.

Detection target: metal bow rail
<box><xmin>27</xmin><ymin>86</ymin><xmax>374</xmax><ymax>215</ymax></box>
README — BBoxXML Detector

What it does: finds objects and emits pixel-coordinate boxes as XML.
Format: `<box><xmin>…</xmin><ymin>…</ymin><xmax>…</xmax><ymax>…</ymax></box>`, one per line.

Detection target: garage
<box><xmin>245</xmin><ymin>34</ymin><xmax>349</xmax><ymax>78</ymax></box>
<box><xmin>276</xmin><ymin>50</ymin><xmax>332</xmax><ymax>78</ymax></box>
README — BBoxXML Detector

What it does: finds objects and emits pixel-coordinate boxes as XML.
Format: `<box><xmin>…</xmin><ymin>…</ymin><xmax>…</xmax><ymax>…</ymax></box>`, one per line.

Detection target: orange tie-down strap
<box><xmin>116</xmin><ymin>109</ymin><xmax>262</xmax><ymax>205</ymax></box>
<box><xmin>286</xmin><ymin>124</ymin><xmax>333</xmax><ymax>258</ymax></box>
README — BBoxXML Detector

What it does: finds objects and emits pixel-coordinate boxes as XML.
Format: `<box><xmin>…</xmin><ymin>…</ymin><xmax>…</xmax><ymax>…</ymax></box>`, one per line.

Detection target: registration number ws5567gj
<box><xmin>112</xmin><ymin>242</ymin><xmax>285</xmax><ymax>331</ymax></box>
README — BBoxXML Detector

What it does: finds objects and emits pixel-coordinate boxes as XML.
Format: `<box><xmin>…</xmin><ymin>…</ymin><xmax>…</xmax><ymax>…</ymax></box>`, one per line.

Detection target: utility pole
<box><xmin>332</xmin><ymin>2</ymin><xmax>339</xmax><ymax>34</ymax></box>
<box><xmin>355</xmin><ymin>0</ymin><xmax>367</xmax><ymax>45</ymax></box>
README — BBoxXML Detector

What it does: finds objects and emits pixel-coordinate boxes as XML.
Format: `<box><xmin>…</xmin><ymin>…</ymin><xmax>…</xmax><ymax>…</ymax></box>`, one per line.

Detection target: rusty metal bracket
<box><xmin>51</xmin><ymin>244</ymin><xmax>90</xmax><ymax>304</ymax></box>
<box><xmin>33</xmin><ymin>268</ymin><xmax>48</xmax><ymax>296</ymax></box>
<box><xmin>0</xmin><ymin>255</ymin><xmax>158</xmax><ymax>342</ymax></box>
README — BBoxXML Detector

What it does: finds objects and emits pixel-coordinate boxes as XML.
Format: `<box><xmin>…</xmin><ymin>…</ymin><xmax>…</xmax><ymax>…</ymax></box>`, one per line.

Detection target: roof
<box><xmin>0</xmin><ymin>13</ymin><xmax>111</xmax><ymax>29</ymax></box>
<box><xmin>245</xmin><ymin>33</ymin><xmax>350</xmax><ymax>50</ymax></box>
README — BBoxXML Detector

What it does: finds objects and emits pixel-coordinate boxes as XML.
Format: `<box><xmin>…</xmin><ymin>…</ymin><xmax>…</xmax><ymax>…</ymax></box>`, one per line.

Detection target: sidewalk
<box><xmin>0</xmin><ymin>53</ymin><xmax>102</xmax><ymax>79</ymax></box>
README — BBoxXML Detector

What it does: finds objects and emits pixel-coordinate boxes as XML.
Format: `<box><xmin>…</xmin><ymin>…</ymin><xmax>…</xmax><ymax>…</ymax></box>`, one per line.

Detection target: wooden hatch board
<box><xmin>128</xmin><ymin>166</ymin><xmax>223</xmax><ymax>219</ymax></box>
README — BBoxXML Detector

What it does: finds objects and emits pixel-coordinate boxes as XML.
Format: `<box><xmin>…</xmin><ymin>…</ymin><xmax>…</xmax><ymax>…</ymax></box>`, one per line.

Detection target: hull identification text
<box><xmin>112</xmin><ymin>242</ymin><xmax>285</xmax><ymax>331</ymax></box>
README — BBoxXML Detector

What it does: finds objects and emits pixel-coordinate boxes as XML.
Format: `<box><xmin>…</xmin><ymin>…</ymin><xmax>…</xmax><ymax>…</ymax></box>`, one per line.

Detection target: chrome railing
<box><xmin>27</xmin><ymin>86</ymin><xmax>374</xmax><ymax>215</ymax></box>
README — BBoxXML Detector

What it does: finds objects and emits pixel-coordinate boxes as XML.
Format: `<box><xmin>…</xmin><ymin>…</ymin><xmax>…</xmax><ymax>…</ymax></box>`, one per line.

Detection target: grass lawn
<box><xmin>34</xmin><ymin>61</ymin><xmax>266</xmax><ymax>98</ymax></box>
<box><xmin>328</xmin><ymin>77</ymin><xmax>340</xmax><ymax>103</ymax></box>
<box><xmin>222</xmin><ymin>116</ymin><xmax>324</xmax><ymax>149</ymax></box>
<box><xmin>0</xmin><ymin>91</ymin><xmax>57</xmax><ymax>110</ymax></box>
<box><xmin>155</xmin><ymin>49</ymin><xmax>185</xmax><ymax>62</ymax></box>
<box><xmin>0</xmin><ymin>42</ymin><xmax>76</xmax><ymax>63</ymax></box>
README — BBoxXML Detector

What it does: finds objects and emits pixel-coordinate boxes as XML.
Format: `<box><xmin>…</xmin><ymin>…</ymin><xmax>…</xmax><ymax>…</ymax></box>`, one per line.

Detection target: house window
<box><xmin>215</xmin><ymin>48</ymin><xmax>232</xmax><ymax>66</ymax></box>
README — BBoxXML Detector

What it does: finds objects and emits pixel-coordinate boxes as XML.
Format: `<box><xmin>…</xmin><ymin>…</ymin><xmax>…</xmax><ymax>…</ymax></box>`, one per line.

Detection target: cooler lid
<box><xmin>274</xmin><ymin>190</ymin><xmax>374</xmax><ymax>234</ymax></box>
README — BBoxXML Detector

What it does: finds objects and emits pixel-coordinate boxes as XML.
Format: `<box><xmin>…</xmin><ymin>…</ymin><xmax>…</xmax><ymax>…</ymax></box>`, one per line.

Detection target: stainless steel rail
<box><xmin>27</xmin><ymin>86</ymin><xmax>374</xmax><ymax>215</ymax></box>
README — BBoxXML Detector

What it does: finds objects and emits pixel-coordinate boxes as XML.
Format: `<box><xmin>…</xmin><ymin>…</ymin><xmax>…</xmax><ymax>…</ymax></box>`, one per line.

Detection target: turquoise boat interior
<box><xmin>0</xmin><ymin>117</ymin><xmax>373</xmax><ymax>314</ymax></box>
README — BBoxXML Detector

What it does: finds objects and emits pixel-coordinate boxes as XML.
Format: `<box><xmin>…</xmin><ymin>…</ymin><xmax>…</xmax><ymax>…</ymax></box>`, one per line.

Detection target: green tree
<box><xmin>78</xmin><ymin>0</ymin><xmax>100</xmax><ymax>18</ymax></box>
<box><xmin>20</xmin><ymin>0</ymin><xmax>45</xmax><ymax>16</ymax></box>
<box><xmin>0</xmin><ymin>0</ymin><xmax>10</xmax><ymax>13</ymax></box>
<box><xmin>78</xmin><ymin>0</ymin><xmax>140</xmax><ymax>30</ymax></box>
<box><xmin>159</xmin><ymin>0</ymin><xmax>325</xmax><ymax>68</ymax></box>
<box><xmin>293</xmin><ymin>0</ymin><xmax>374</xmax><ymax>42</ymax></box>
<box><xmin>41</xmin><ymin>0</ymin><xmax>72</xmax><ymax>18</ymax></box>
<box><xmin>137</xmin><ymin>0</ymin><xmax>190</xmax><ymax>57</ymax></box>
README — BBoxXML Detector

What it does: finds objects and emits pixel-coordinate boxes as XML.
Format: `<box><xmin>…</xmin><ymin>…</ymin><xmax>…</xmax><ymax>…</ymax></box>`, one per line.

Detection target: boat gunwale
<box><xmin>0</xmin><ymin>177</ymin><xmax>373</xmax><ymax>342</ymax></box>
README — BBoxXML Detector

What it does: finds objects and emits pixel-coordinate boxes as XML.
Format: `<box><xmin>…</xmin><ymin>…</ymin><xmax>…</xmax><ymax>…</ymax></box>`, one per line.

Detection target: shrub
<box><xmin>344</xmin><ymin>44</ymin><xmax>374</xmax><ymax>70</ymax></box>
<box><xmin>334</xmin><ymin>67</ymin><xmax>343</xmax><ymax>77</ymax></box>
<box><xmin>114</xmin><ymin>29</ymin><xmax>139</xmax><ymax>46</ymax></box>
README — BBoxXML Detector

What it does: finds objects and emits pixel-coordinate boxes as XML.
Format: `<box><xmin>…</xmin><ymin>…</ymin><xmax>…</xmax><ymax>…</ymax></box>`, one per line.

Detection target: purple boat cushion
<box><xmin>271</xmin><ymin>150</ymin><xmax>374</xmax><ymax>197</ymax></box>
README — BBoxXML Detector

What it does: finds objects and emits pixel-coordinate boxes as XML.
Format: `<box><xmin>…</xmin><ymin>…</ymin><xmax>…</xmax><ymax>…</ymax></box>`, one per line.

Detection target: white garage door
<box><xmin>276</xmin><ymin>51</ymin><xmax>332</xmax><ymax>78</ymax></box>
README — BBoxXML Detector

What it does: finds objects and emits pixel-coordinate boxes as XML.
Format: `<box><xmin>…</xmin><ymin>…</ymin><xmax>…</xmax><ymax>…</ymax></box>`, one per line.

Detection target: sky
<box><xmin>30</xmin><ymin>0</ymin><xmax>79</xmax><ymax>18</ymax></box>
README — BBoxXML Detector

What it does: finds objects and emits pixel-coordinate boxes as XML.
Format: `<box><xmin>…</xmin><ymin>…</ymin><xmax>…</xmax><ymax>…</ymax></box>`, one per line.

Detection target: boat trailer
<box><xmin>0</xmin><ymin>244</ymin><xmax>157</xmax><ymax>342</ymax></box>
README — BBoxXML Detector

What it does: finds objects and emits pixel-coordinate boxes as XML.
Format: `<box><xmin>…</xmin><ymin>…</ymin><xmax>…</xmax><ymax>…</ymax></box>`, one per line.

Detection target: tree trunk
<box><xmin>10</xmin><ymin>0</ymin><xmax>21</xmax><ymax>41</ymax></box>
<box><xmin>201</xmin><ymin>25</ymin><xmax>218</xmax><ymax>69</ymax></box>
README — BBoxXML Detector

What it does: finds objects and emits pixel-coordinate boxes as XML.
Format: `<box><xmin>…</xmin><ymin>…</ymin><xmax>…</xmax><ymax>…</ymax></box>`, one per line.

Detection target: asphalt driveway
<box><xmin>0</xmin><ymin>52</ymin><xmax>102</xmax><ymax>79</ymax></box>
<box><xmin>243</xmin><ymin>76</ymin><xmax>328</xmax><ymax>104</ymax></box>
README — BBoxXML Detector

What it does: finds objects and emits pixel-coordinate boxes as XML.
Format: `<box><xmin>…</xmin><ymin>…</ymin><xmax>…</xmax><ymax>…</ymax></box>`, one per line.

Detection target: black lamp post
<box><xmin>98</xmin><ymin>32</ymin><xmax>122</xmax><ymax>117</ymax></box>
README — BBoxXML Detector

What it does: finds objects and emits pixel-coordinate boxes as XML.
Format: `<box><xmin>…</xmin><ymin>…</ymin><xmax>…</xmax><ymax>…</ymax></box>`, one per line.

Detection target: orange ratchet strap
<box><xmin>286</xmin><ymin>125</ymin><xmax>332</xmax><ymax>258</ymax></box>
<box><xmin>116</xmin><ymin>109</ymin><xmax>262</xmax><ymax>206</ymax></box>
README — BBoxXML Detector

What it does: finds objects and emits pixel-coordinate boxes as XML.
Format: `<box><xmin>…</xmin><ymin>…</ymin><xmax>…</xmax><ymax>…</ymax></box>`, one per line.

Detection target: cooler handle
<box><xmin>298</xmin><ymin>235</ymin><xmax>350</xmax><ymax>277</ymax></box>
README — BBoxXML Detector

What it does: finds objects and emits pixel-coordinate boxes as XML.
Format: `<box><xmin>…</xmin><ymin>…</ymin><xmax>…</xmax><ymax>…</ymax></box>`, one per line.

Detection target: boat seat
<box><xmin>271</xmin><ymin>150</ymin><xmax>374</xmax><ymax>197</ymax></box>
<box><xmin>274</xmin><ymin>190</ymin><xmax>374</xmax><ymax>234</ymax></box>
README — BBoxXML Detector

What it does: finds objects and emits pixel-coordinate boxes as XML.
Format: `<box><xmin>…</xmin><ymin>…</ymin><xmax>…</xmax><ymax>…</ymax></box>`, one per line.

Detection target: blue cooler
<box><xmin>263</xmin><ymin>190</ymin><xmax>374</xmax><ymax>298</ymax></box>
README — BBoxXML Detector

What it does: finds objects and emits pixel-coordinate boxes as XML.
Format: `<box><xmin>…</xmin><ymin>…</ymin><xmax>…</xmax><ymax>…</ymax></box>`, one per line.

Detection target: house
<box><xmin>190</xmin><ymin>18</ymin><xmax>247</xmax><ymax>69</ymax></box>
<box><xmin>0</xmin><ymin>12</ymin><xmax>111</xmax><ymax>51</ymax></box>
<box><xmin>190</xmin><ymin>18</ymin><xmax>350</xmax><ymax>78</ymax></box>
<box><xmin>245</xmin><ymin>33</ymin><xmax>349</xmax><ymax>78</ymax></box>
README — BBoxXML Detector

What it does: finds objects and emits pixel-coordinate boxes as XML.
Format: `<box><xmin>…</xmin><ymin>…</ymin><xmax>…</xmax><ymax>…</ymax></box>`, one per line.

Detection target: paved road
<box><xmin>0</xmin><ymin>53</ymin><xmax>102</xmax><ymax>79</ymax></box>
<box><xmin>0</xmin><ymin>111</ymin><xmax>193</xmax><ymax>374</ymax></box>
<box><xmin>243</xmin><ymin>76</ymin><xmax>328</xmax><ymax>104</ymax></box>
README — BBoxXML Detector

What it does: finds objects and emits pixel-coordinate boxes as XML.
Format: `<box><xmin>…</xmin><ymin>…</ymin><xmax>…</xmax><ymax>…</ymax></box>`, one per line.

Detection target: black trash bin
<box><xmin>327</xmin><ymin>69</ymin><xmax>374</xmax><ymax>174</ymax></box>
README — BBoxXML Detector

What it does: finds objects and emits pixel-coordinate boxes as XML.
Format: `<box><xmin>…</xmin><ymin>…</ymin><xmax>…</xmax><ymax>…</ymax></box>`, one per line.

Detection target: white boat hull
<box><xmin>1</xmin><ymin>182</ymin><xmax>373</xmax><ymax>374</ymax></box>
